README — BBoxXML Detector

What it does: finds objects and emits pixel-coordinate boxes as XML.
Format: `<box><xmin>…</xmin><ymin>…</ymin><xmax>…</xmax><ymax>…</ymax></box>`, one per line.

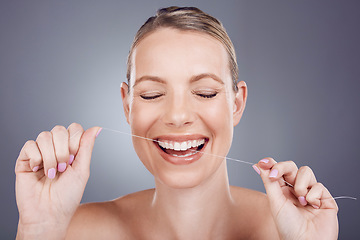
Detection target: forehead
<box><xmin>131</xmin><ymin>28</ymin><xmax>230</xmax><ymax>83</ymax></box>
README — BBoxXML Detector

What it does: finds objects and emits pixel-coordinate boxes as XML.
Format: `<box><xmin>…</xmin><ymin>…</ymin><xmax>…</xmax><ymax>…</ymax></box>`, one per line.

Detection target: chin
<box><xmin>156</xmin><ymin>169</ymin><xmax>207</xmax><ymax>189</ymax></box>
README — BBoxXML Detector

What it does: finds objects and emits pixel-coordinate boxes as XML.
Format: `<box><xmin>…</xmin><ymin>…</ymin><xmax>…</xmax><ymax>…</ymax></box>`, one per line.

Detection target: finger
<box><xmin>51</xmin><ymin>125</ymin><xmax>69</xmax><ymax>173</ymax></box>
<box><xmin>260</xmin><ymin>160</ymin><xmax>298</xmax><ymax>186</ymax></box>
<box><xmin>256</xmin><ymin>158</ymin><xmax>288</xmax><ymax>209</ymax></box>
<box><xmin>72</xmin><ymin>127</ymin><xmax>102</xmax><ymax>176</ymax></box>
<box><xmin>256</xmin><ymin>157</ymin><xmax>277</xmax><ymax>179</ymax></box>
<box><xmin>306</xmin><ymin>182</ymin><xmax>338</xmax><ymax>211</ymax></box>
<box><xmin>15</xmin><ymin>140</ymin><xmax>43</xmax><ymax>173</ymax></box>
<box><xmin>36</xmin><ymin>131</ymin><xmax>57</xmax><ymax>179</ymax></box>
<box><xmin>67</xmin><ymin>123</ymin><xmax>84</xmax><ymax>165</ymax></box>
<box><xmin>256</xmin><ymin>157</ymin><xmax>276</xmax><ymax>170</ymax></box>
<box><xmin>293</xmin><ymin>166</ymin><xmax>317</xmax><ymax>206</ymax></box>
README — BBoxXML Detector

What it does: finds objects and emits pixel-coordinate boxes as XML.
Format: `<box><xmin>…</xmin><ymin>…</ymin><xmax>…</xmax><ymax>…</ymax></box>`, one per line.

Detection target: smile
<box><xmin>154</xmin><ymin>136</ymin><xmax>208</xmax><ymax>164</ymax></box>
<box><xmin>158</xmin><ymin>139</ymin><xmax>205</xmax><ymax>155</ymax></box>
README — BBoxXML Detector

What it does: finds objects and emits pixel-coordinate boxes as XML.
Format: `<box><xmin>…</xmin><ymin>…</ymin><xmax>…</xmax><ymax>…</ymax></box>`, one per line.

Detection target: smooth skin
<box><xmin>15</xmin><ymin>28</ymin><xmax>338</xmax><ymax>240</ymax></box>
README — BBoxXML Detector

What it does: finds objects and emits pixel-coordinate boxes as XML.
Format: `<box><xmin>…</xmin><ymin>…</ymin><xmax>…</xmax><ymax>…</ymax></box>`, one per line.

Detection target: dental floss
<box><xmin>101</xmin><ymin>128</ymin><xmax>302</xmax><ymax>186</ymax></box>
<box><xmin>70</xmin><ymin>127</ymin><xmax>357</xmax><ymax>201</ymax></box>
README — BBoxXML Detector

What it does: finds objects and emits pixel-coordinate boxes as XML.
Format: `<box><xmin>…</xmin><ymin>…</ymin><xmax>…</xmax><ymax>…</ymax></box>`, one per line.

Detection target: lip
<box><xmin>153</xmin><ymin>134</ymin><xmax>208</xmax><ymax>165</ymax></box>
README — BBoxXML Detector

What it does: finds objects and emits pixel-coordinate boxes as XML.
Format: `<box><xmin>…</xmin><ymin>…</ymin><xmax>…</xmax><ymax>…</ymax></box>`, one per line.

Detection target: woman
<box><xmin>15</xmin><ymin>6</ymin><xmax>338</xmax><ymax>239</ymax></box>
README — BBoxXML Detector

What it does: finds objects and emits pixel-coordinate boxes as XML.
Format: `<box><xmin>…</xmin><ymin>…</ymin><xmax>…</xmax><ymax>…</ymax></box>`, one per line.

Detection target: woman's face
<box><xmin>122</xmin><ymin>28</ymin><xmax>247</xmax><ymax>188</ymax></box>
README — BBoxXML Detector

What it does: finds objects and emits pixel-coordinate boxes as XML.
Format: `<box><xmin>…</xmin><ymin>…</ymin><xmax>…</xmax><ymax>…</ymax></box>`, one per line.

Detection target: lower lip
<box><xmin>154</xmin><ymin>142</ymin><xmax>206</xmax><ymax>165</ymax></box>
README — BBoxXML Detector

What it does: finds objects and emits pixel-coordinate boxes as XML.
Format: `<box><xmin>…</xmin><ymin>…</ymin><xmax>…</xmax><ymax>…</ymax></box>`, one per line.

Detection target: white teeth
<box><xmin>174</xmin><ymin>142</ymin><xmax>181</xmax><ymax>151</ymax></box>
<box><xmin>158</xmin><ymin>139</ymin><xmax>205</xmax><ymax>151</ymax></box>
<box><xmin>187</xmin><ymin>140</ymin><xmax>192</xmax><ymax>149</ymax></box>
<box><xmin>171</xmin><ymin>151</ymin><xmax>197</xmax><ymax>158</ymax></box>
<box><xmin>180</xmin><ymin>142</ymin><xmax>187</xmax><ymax>151</ymax></box>
<box><xmin>158</xmin><ymin>141</ymin><xmax>165</xmax><ymax>148</ymax></box>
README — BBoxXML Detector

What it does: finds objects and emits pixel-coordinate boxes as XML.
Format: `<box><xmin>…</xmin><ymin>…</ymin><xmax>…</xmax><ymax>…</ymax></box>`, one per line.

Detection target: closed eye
<box><xmin>198</xmin><ymin>93</ymin><xmax>217</xmax><ymax>98</ymax></box>
<box><xmin>192</xmin><ymin>90</ymin><xmax>218</xmax><ymax>99</ymax></box>
<box><xmin>140</xmin><ymin>93</ymin><xmax>163</xmax><ymax>100</ymax></box>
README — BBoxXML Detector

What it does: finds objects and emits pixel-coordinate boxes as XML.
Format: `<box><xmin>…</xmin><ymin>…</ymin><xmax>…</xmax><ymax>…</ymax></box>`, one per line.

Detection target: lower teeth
<box><xmin>171</xmin><ymin>151</ymin><xmax>197</xmax><ymax>158</ymax></box>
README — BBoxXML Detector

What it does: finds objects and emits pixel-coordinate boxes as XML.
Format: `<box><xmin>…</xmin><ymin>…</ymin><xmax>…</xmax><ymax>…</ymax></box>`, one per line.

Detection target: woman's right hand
<box><xmin>15</xmin><ymin>123</ymin><xmax>102</xmax><ymax>240</ymax></box>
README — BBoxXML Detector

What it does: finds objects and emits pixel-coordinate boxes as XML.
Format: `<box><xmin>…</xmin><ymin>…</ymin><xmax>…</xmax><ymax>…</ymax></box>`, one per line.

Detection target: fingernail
<box><xmin>32</xmin><ymin>166</ymin><xmax>39</xmax><ymax>172</ymax></box>
<box><xmin>48</xmin><ymin>168</ymin><xmax>56</xmax><ymax>179</ymax></box>
<box><xmin>298</xmin><ymin>196</ymin><xmax>308</xmax><ymax>206</ymax></box>
<box><xmin>260</xmin><ymin>159</ymin><xmax>269</xmax><ymax>163</ymax></box>
<box><xmin>269</xmin><ymin>169</ymin><xmax>278</xmax><ymax>178</ymax></box>
<box><xmin>57</xmin><ymin>163</ymin><xmax>67</xmax><ymax>172</ymax></box>
<box><xmin>96</xmin><ymin>128</ymin><xmax>102</xmax><ymax>138</ymax></box>
<box><xmin>252</xmin><ymin>165</ymin><xmax>260</xmax><ymax>175</ymax></box>
<box><xmin>68</xmin><ymin>154</ymin><xmax>74</xmax><ymax>165</ymax></box>
<box><xmin>312</xmin><ymin>204</ymin><xmax>319</xmax><ymax>209</ymax></box>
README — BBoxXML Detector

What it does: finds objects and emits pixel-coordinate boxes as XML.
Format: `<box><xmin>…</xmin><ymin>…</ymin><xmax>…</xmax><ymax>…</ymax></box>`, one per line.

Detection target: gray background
<box><xmin>1</xmin><ymin>0</ymin><xmax>359</xmax><ymax>239</ymax></box>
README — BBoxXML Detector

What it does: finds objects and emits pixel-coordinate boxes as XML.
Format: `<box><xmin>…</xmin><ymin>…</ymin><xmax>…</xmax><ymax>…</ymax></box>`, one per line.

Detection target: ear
<box><xmin>233</xmin><ymin>81</ymin><xmax>247</xmax><ymax>126</ymax></box>
<box><xmin>120</xmin><ymin>82</ymin><xmax>130</xmax><ymax>124</ymax></box>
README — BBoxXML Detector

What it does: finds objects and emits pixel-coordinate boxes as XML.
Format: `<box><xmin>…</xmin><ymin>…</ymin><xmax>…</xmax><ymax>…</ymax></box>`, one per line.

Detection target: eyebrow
<box><xmin>190</xmin><ymin>73</ymin><xmax>224</xmax><ymax>85</ymax></box>
<box><xmin>133</xmin><ymin>76</ymin><xmax>166</xmax><ymax>87</ymax></box>
<box><xmin>133</xmin><ymin>73</ymin><xmax>224</xmax><ymax>87</ymax></box>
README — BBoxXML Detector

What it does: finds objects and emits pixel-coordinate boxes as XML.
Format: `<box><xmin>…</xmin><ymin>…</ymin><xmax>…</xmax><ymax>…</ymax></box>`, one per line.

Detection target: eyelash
<box><xmin>197</xmin><ymin>93</ymin><xmax>217</xmax><ymax>98</ymax></box>
<box><xmin>140</xmin><ymin>94</ymin><xmax>163</xmax><ymax>100</ymax></box>
<box><xmin>193</xmin><ymin>91</ymin><xmax>218</xmax><ymax>99</ymax></box>
<box><xmin>139</xmin><ymin>91</ymin><xmax>218</xmax><ymax>100</ymax></box>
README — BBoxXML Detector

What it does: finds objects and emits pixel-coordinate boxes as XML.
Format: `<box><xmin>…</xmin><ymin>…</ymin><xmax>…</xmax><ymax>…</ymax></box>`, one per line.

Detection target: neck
<box><xmin>150</xmin><ymin>160</ymin><xmax>235</xmax><ymax>239</ymax></box>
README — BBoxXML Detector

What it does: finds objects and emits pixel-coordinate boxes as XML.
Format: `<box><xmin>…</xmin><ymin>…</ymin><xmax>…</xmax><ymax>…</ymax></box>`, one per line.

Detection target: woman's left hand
<box><xmin>253</xmin><ymin>158</ymin><xmax>338</xmax><ymax>240</ymax></box>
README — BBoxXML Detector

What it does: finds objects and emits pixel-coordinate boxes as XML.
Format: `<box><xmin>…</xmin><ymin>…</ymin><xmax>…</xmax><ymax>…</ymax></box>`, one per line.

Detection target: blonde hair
<box><xmin>127</xmin><ymin>6</ymin><xmax>239</xmax><ymax>91</ymax></box>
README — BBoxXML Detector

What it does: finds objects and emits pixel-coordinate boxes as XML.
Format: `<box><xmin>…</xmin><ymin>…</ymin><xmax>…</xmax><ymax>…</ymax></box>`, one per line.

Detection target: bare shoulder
<box><xmin>230</xmin><ymin>185</ymin><xmax>269</xmax><ymax>210</ymax></box>
<box><xmin>66</xmin><ymin>189</ymin><xmax>155</xmax><ymax>240</ymax></box>
<box><xmin>230</xmin><ymin>186</ymin><xmax>280</xmax><ymax>239</ymax></box>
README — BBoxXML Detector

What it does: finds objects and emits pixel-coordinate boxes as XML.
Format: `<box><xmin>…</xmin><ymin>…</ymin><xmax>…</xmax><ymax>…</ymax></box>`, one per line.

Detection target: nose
<box><xmin>162</xmin><ymin>93</ymin><xmax>195</xmax><ymax>128</ymax></box>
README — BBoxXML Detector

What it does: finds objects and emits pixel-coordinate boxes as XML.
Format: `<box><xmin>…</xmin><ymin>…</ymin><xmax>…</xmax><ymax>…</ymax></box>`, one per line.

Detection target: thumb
<box><xmin>72</xmin><ymin>127</ymin><xmax>102</xmax><ymax>175</ymax></box>
<box><xmin>255</xmin><ymin>158</ymin><xmax>287</xmax><ymax>210</ymax></box>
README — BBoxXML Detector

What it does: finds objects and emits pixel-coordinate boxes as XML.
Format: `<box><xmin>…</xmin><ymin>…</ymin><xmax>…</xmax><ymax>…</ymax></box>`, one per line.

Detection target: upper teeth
<box><xmin>158</xmin><ymin>139</ymin><xmax>205</xmax><ymax>151</ymax></box>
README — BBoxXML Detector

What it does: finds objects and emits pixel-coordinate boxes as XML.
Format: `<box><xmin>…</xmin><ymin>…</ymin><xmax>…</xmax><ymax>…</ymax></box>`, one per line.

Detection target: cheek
<box><xmin>129</xmin><ymin>102</ymin><xmax>158</xmax><ymax>135</ymax></box>
<box><xmin>129</xmin><ymin>101</ymin><xmax>162</xmax><ymax>175</ymax></box>
<box><xmin>201</xmin><ymin>98</ymin><xmax>233</xmax><ymax>132</ymax></box>
<box><xmin>200</xmin><ymin>97</ymin><xmax>234</xmax><ymax>157</ymax></box>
